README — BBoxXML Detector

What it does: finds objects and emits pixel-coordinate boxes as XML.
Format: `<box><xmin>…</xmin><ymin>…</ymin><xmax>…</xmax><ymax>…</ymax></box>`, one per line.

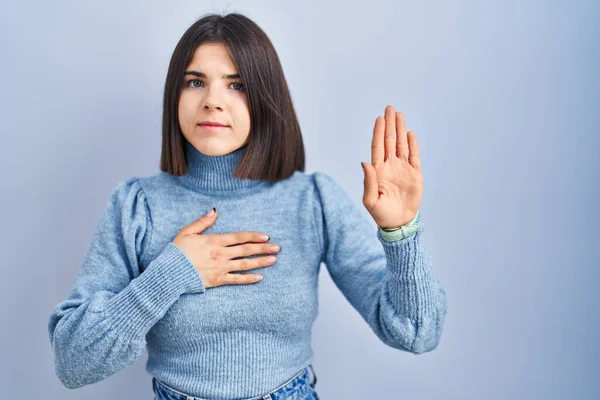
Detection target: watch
<box><xmin>378</xmin><ymin>209</ymin><xmax>421</xmax><ymax>241</ymax></box>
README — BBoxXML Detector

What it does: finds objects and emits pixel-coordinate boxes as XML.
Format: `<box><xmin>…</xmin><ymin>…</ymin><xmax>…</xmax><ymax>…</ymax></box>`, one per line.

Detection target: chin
<box><xmin>190</xmin><ymin>138</ymin><xmax>246</xmax><ymax>156</ymax></box>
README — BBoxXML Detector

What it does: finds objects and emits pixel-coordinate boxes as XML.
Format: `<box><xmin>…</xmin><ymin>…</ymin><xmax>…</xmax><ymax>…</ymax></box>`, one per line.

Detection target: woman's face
<box><xmin>178</xmin><ymin>42</ymin><xmax>251</xmax><ymax>156</ymax></box>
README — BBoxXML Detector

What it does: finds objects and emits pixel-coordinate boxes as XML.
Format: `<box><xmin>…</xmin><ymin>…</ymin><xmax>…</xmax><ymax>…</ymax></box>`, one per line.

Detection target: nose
<box><xmin>204</xmin><ymin>101</ymin><xmax>222</xmax><ymax>111</ymax></box>
<box><xmin>202</xmin><ymin>88</ymin><xmax>224</xmax><ymax>111</ymax></box>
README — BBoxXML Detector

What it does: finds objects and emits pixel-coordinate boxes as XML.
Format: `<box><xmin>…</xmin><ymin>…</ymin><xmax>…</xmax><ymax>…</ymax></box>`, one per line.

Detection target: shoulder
<box><xmin>131</xmin><ymin>171</ymin><xmax>174</xmax><ymax>194</ymax></box>
<box><xmin>111</xmin><ymin>172</ymin><xmax>183</xmax><ymax>211</ymax></box>
<box><xmin>101</xmin><ymin>177</ymin><xmax>151</xmax><ymax>221</ymax></box>
<box><xmin>287</xmin><ymin>170</ymin><xmax>341</xmax><ymax>191</ymax></box>
<box><xmin>281</xmin><ymin>170</ymin><xmax>348</xmax><ymax>201</ymax></box>
<box><xmin>264</xmin><ymin>169</ymin><xmax>323</xmax><ymax>194</ymax></box>
<box><xmin>291</xmin><ymin>171</ymin><xmax>357</xmax><ymax>220</ymax></box>
<box><xmin>114</xmin><ymin>172</ymin><xmax>181</xmax><ymax>204</ymax></box>
<box><xmin>307</xmin><ymin>171</ymin><xmax>352</xmax><ymax>204</ymax></box>
<box><xmin>108</xmin><ymin>176</ymin><xmax>145</xmax><ymax>202</ymax></box>
<box><xmin>106</xmin><ymin>171</ymin><xmax>180</xmax><ymax>214</ymax></box>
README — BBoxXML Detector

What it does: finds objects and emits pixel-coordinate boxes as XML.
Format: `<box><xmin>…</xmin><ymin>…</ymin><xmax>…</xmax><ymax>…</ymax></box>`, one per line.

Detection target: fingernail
<box><xmin>206</xmin><ymin>207</ymin><xmax>216</xmax><ymax>216</ymax></box>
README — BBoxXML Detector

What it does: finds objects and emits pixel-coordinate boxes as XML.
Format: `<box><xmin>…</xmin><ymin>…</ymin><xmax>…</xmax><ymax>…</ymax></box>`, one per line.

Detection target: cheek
<box><xmin>177</xmin><ymin>95</ymin><xmax>195</xmax><ymax>124</ymax></box>
<box><xmin>233</xmin><ymin>101</ymin><xmax>251</xmax><ymax>127</ymax></box>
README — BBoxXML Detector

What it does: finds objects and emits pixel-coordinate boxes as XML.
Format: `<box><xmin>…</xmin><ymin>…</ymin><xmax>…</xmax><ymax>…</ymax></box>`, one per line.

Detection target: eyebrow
<box><xmin>184</xmin><ymin>71</ymin><xmax>241</xmax><ymax>79</ymax></box>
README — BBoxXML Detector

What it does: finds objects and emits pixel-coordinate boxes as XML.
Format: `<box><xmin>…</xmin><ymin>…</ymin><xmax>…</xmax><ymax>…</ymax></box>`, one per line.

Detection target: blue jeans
<box><xmin>152</xmin><ymin>365</ymin><xmax>319</xmax><ymax>400</ymax></box>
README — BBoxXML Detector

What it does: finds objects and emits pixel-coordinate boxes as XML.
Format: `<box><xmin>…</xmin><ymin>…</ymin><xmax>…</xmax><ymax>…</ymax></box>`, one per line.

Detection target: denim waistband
<box><xmin>152</xmin><ymin>365</ymin><xmax>317</xmax><ymax>400</ymax></box>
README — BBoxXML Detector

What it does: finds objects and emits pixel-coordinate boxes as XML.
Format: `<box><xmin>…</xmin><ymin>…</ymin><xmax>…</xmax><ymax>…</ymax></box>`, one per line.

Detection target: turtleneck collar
<box><xmin>176</xmin><ymin>141</ymin><xmax>271</xmax><ymax>194</ymax></box>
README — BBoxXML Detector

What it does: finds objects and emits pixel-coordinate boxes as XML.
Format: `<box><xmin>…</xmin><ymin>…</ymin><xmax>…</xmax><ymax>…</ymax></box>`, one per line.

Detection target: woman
<box><xmin>47</xmin><ymin>12</ymin><xmax>447</xmax><ymax>400</ymax></box>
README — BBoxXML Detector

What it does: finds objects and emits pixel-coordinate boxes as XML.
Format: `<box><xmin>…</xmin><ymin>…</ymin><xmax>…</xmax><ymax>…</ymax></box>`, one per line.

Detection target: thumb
<box><xmin>361</xmin><ymin>162</ymin><xmax>378</xmax><ymax>209</ymax></box>
<box><xmin>182</xmin><ymin>208</ymin><xmax>217</xmax><ymax>235</ymax></box>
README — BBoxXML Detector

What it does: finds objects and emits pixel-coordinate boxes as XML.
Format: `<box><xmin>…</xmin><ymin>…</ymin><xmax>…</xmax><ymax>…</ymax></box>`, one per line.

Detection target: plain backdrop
<box><xmin>1</xmin><ymin>1</ymin><xmax>598</xmax><ymax>399</ymax></box>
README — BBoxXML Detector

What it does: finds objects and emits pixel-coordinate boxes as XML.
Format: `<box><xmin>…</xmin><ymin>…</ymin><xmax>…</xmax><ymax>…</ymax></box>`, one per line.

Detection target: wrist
<box><xmin>379</xmin><ymin>209</ymin><xmax>420</xmax><ymax>231</ymax></box>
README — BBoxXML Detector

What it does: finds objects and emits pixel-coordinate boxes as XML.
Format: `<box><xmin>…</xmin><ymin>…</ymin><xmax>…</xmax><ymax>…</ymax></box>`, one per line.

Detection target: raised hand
<box><xmin>361</xmin><ymin>105</ymin><xmax>424</xmax><ymax>229</ymax></box>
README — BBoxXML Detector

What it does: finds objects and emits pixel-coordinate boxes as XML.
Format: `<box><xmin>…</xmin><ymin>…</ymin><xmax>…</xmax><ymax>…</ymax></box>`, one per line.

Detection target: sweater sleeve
<box><xmin>311</xmin><ymin>172</ymin><xmax>447</xmax><ymax>354</ymax></box>
<box><xmin>47</xmin><ymin>178</ymin><xmax>205</xmax><ymax>389</ymax></box>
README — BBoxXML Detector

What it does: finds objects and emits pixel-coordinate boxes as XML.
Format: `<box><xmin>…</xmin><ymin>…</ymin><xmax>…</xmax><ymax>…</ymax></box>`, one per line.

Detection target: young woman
<box><xmin>48</xmin><ymin>12</ymin><xmax>447</xmax><ymax>400</ymax></box>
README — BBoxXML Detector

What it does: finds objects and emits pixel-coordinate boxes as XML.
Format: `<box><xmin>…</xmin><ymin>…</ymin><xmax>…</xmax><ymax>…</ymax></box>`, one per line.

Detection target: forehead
<box><xmin>186</xmin><ymin>43</ymin><xmax>237</xmax><ymax>72</ymax></box>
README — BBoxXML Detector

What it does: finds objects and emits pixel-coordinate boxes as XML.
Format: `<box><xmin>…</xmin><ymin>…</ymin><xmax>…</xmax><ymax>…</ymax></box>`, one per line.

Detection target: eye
<box><xmin>185</xmin><ymin>79</ymin><xmax>204</xmax><ymax>88</ymax></box>
<box><xmin>230</xmin><ymin>81</ymin><xmax>245</xmax><ymax>92</ymax></box>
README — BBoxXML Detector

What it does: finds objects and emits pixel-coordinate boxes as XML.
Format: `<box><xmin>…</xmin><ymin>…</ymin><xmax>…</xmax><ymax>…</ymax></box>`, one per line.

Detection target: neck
<box><xmin>177</xmin><ymin>141</ymin><xmax>270</xmax><ymax>194</ymax></box>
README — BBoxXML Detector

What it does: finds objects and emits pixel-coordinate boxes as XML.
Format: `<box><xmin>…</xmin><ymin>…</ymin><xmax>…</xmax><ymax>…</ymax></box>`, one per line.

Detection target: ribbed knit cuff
<box><xmin>103</xmin><ymin>242</ymin><xmax>206</xmax><ymax>341</ymax></box>
<box><xmin>376</xmin><ymin>229</ymin><xmax>435</xmax><ymax>322</ymax></box>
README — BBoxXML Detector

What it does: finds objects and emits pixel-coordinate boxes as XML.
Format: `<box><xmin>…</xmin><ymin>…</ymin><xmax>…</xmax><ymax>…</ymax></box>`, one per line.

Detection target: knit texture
<box><xmin>48</xmin><ymin>141</ymin><xmax>447</xmax><ymax>399</ymax></box>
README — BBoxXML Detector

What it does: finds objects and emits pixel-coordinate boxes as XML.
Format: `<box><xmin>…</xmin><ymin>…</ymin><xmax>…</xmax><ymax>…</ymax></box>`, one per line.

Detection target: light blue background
<box><xmin>1</xmin><ymin>1</ymin><xmax>598</xmax><ymax>399</ymax></box>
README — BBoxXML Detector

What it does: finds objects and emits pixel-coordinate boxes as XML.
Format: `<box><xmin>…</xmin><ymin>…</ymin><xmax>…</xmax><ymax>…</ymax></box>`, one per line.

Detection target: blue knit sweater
<box><xmin>48</xmin><ymin>141</ymin><xmax>448</xmax><ymax>399</ymax></box>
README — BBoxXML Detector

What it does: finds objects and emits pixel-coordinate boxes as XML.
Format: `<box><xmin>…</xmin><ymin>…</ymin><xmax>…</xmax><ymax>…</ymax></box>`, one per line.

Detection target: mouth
<box><xmin>197</xmin><ymin>122</ymin><xmax>230</xmax><ymax>131</ymax></box>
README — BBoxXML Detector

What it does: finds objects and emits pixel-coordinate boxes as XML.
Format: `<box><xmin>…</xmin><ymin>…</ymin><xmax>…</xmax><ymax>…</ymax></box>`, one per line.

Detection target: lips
<box><xmin>198</xmin><ymin>121</ymin><xmax>229</xmax><ymax>127</ymax></box>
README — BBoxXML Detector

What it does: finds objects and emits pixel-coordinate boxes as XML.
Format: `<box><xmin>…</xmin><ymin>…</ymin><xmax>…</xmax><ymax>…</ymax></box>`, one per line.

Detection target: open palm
<box><xmin>361</xmin><ymin>105</ymin><xmax>424</xmax><ymax>229</ymax></box>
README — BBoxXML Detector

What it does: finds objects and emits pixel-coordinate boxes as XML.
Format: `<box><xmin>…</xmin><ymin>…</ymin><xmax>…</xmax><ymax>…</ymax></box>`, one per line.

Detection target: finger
<box><xmin>180</xmin><ymin>208</ymin><xmax>217</xmax><ymax>235</ymax></box>
<box><xmin>227</xmin><ymin>255</ymin><xmax>277</xmax><ymax>272</ymax></box>
<box><xmin>384</xmin><ymin>105</ymin><xmax>397</xmax><ymax>161</ymax></box>
<box><xmin>224</xmin><ymin>242</ymin><xmax>280</xmax><ymax>260</ymax></box>
<box><xmin>371</xmin><ymin>116</ymin><xmax>385</xmax><ymax>166</ymax></box>
<box><xmin>361</xmin><ymin>162</ymin><xmax>378</xmax><ymax>210</ymax></box>
<box><xmin>407</xmin><ymin>131</ymin><xmax>421</xmax><ymax>170</ymax></box>
<box><xmin>218</xmin><ymin>231</ymin><xmax>271</xmax><ymax>247</ymax></box>
<box><xmin>220</xmin><ymin>273</ymin><xmax>263</xmax><ymax>286</ymax></box>
<box><xmin>396</xmin><ymin>112</ymin><xmax>409</xmax><ymax>161</ymax></box>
